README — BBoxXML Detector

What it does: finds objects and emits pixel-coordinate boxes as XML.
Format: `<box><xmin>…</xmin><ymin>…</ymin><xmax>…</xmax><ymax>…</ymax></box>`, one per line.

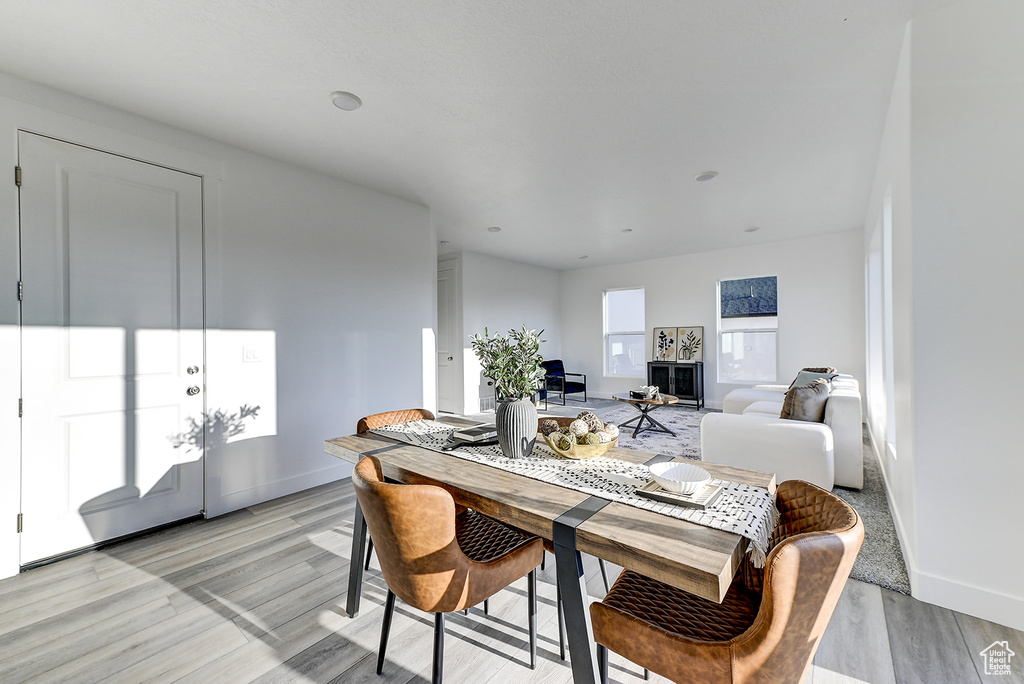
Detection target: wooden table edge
<box><xmin>323</xmin><ymin>433</ymin><xmax>776</xmax><ymax>602</ymax></box>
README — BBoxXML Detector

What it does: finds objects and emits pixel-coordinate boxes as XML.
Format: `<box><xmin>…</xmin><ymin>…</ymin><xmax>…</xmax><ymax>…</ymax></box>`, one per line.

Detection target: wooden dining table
<box><xmin>324</xmin><ymin>420</ymin><xmax>776</xmax><ymax>684</ymax></box>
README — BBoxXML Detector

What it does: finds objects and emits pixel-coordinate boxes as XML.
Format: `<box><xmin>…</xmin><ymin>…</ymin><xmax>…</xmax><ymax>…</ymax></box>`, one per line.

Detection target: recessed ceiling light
<box><xmin>578</xmin><ymin>255</ymin><xmax>589</xmax><ymax>260</ymax></box>
<box><xmin>439</xmin><ymin>240</ymin><xmax>450</xmax><ymax>246</ymax></box>
<box><xmin>330</xmin><ymin>91</ymin><xmax>362</xmax><ymax>111</ymax></box>
<box><xmin>487</xmin><ymin>226</ymin><xmax>502</xmax><ymax>233</ymax></box>
<box><xmin>695</xmin><ymin>171</ymin><xmax>719</xmax><ymax>182</ymax></box>
<box><xmin>744</xmin><ymin>226</ymin><xmax>760</xmax><ymax>233</ymax></box>
<box><xmin>621</xmin><ymin>228</ymin><xmax>633</xmax><ymax>233</ymax></box>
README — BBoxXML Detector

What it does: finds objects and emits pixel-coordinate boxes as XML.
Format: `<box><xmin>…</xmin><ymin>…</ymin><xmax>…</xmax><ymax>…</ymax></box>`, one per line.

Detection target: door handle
<box><xmin>448</xmin><ymin>356</ymin><xmax>453</xmax><ymax>361</ymax></box>
<box><xmin>186</xmin><ymin>365</ymin><xmax>200</xmax><ymax>375</ymax></box>
<box><xmin>186</xmin><ymin>386</ymin><xmax>201</xmax><ymax>396</ymax></box>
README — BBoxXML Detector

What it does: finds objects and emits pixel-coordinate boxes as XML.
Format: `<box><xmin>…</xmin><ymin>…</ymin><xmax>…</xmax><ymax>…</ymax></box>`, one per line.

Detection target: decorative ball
<box><xmin>597</xmin><ymin>430</ymin><xmax>613</xmax><ymax>443</ymax></box>
<box><xmin>582</xmin><ymin>433</ymin><xmax>601</xmax><ymax>445</ymax></box>
<box><xmin>553</xmin><ymin>433</ymin><xmax>574</xmax><ymax>451</ymax></box>
<box><xmin>577</xmin><ymin>410</ymin><xmax>604</xmax><ymax>432</ymax></box>
<box><xmin>540</xmin><ymin>419</ymin><xmax>560</xmax><ymax>436</ymax></box>
<box><xmin>602</xmin><ymin>424</ymin><xmax>619</xmax><ymax>439</ymax></box>
<box><xmin>569</xmin><ymin>419</ymin><xmax>590</xmax><ymax>438</ymax></box>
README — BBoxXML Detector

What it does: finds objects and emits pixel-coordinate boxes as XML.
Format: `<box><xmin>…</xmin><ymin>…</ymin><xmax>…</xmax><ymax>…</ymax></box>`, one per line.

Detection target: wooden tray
<box><xmin>635</xmin><ymin>480</ymin><xmax>724</xmax><ymax>510</ymax></box>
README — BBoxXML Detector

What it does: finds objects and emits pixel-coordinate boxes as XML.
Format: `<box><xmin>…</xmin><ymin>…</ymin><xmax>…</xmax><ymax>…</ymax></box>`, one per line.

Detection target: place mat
<box><xmin>635</xmin><ymin>481</ymin><xmax>725</xmax><ymax>510</ymax></box>
<box><xmin>370</xmin><ymin>420</ymin><xmax>778</xmax><ymax>567</ymax></box>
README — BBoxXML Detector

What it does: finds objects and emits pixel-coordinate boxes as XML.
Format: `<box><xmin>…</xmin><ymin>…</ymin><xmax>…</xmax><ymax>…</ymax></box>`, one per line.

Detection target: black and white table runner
<box><xmin>370</xmin><ymin>419</ymin><xmax>778</xmax><ymax>567</ymax></box>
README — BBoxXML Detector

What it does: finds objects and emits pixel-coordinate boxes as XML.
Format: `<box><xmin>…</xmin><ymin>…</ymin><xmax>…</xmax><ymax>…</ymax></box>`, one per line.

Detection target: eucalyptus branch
<box><xmin>470</xmin><ymin>326</ymin><xmax>545</xmax><ymax>400</ymax></box>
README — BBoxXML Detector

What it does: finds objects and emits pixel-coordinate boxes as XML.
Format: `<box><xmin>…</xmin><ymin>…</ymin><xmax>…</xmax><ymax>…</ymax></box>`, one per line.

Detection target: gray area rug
<box><xmin>533</xmin><ymin>397</ymin><xmax>911</xmax><ymax>594</ymax></box>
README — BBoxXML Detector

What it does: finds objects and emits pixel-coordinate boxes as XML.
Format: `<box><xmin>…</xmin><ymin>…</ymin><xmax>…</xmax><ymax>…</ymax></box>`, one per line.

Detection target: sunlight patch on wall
<box><xmin>422</xmin><ymin>327</ymin><xmax>437</xmax><ymax>413</ymax></box>
<box><xmin>205</xmin><ymin>329</ymin><xmax>278</xmax><ymax>445</ymax></box>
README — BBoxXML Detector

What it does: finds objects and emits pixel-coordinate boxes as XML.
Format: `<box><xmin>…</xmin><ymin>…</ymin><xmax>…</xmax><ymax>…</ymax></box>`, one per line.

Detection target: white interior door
<box><xmin>19</xmin><ymin>132</ymin><xmax>205</xmax><ymax>565</ymax></box>
<box><xmin>437</xmin><ymin>262</ymin><xmax>458</xmax><ymax>413</ymax></box>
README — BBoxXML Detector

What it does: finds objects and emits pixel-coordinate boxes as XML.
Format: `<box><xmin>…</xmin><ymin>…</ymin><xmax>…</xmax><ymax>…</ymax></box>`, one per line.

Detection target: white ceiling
<box><xmin>0</xmin><ymin>0</ymin><xmax>953</xmax><ymax>270</ymax></box>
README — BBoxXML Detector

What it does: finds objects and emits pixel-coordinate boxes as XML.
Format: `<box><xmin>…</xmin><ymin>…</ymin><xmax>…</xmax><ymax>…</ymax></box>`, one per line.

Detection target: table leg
<box><xmin>619</xmin><ymin>404</ymin><xmax>676</xmax><ymax>438</ymax></box>
<box><xmin>616</xmin><ymin>407</ymin><xmax>645</xmax><ymax>437</ymax></box>
<box><xmin>554</xmin><ymin>542</ymin><xmax>599</xmax><ymax>684</ymax></box>
<box><xmin>632</xmin><ymin>406</ymin><xmax>650</xmax><ymax>438</ymax></box>
<box><xmin>553</xmin><ymin>496</ymin><xmax>610</xmax><ymax>684</ymax></box>
<box><xmin>346</xmin><ymin>500</ymin><xmax>367</xmax><ymax>618</ymax></box>
<box><xmin>641</xmin><ymin>409</ymin><xmax>676</xmax><ymax>437</ymax></box>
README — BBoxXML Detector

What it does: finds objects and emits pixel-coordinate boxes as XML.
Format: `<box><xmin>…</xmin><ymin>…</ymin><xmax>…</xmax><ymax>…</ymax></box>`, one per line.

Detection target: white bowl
<box><xmin>649</xmin><ymin>462</ymin><xmax>711</xmax><ymax>495</ymax></box>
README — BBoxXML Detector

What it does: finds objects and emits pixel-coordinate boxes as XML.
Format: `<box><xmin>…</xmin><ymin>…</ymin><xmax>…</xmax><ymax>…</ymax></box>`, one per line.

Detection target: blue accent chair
<box><xmin>541</xmin><ymin>360</ymin><xmax>587</xmax><ymax>405</ymax></box>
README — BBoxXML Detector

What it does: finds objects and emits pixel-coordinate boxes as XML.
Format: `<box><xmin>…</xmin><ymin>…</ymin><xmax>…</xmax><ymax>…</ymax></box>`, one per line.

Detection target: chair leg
<box><xmin>527</xmin><ymin>569</ymin><xmax>537</xmax><ymax>669</ymax></box>
<box><xmin>432</xmin><ymin>612</ymin><xmax>445</xmax><ymax>684</ymax></box>
<box><xmin>376</xmin><ymin>589</ymin><xmax>396</xmax><ymax>675</ymax></box>
<box><xmin>365</xmin><ymin>536</ymin><xmax>374</xmax><ymax>571</ymax></box>
<box><xmin>484</xmin><ymin>598</ymin><xmax>489</xmax><ymax>615</ymax></box>
<box><xmin>556</xmin><ymin>584</ymin><xmax>566</xmax><ymax>661</ymax></box>
<box><xmin>599</xmin><ymin>558</ymin><xmax>610</xmax><ymax>594</ymax></box>
<box><xmin>597</xmin><ymin>644</ymin><xmax>609</xmax><ymax>684</ymax></box>
<box><xmin>541</xmin><ymin>552</ymin><xmax>545</xmax><ymax>571</ymax></box>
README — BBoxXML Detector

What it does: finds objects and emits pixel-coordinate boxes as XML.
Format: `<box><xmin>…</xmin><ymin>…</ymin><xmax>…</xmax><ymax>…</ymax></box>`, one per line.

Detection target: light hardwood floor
<box><xmin>0</xmin><ymin>480</ymin><xmax>1020</xmax><ymax>684</ymax></box>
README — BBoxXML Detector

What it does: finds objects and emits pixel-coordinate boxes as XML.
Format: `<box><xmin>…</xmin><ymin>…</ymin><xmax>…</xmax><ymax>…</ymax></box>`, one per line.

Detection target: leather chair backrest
<box><xmin>733</xmin><ymin>480</ymin><xmax>864</xmax><ymax>684</ymax></box>
<box><xmin>352</xmin><ymin>456</ymin><xmax>474</xmax><ymax>613</ymax></box>
<box><xmin>357</xmin><ymin>408</ymin><xmax>435</xmax><ymax>434</ymax></box>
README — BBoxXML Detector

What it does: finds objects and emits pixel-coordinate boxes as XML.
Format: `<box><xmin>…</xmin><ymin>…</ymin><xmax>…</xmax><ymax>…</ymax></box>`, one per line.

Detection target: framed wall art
<box><xmin>652</xmin><ymin>327</ymin><xmax>677</xmax><ymax>361</ymax></box>
<box><xmin>676</xmin><ymin>326</ymin><xmax>703</xmax><ymax>363</ymax></box>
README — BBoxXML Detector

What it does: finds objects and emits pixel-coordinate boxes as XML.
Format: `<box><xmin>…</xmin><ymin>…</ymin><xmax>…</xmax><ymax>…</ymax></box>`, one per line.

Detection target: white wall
<box><xmin>458</xmin><ymin>251</ymin><xmax>562</xmax><ymax>413</ymax></box>
<box><xmin>205</xmin><ymin>155</ymin><xmax>433</xmax><ymax>515</ymax></box>
<box><xmin>559</xmin><ymin>231</ymin><xmax>866</xmax><ymax>407</ymax></box>
<box><xmin>865</xmin><ymin>0</ymin><xmax>1024</xmax><ymax>631</ymax></box>
<box><xmin>0</xmin><ymin>73</ymin><xmax>434</xmax><ymax>577</ymax></box>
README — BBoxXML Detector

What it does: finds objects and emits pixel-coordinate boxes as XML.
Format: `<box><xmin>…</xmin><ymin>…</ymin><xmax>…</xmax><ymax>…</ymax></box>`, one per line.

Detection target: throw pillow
<box><xmin>780</xmin><ymin>378</ymin><xmax>830</xmax><ymax>422</ymax></box>
<box><xmin>801</xmin><ymin>366</ymin><xmax>837</xmax><ymax>373</ymax></box>
<box><xmin>789</xmin><ymin>370</ymin><xmax>839</xmax><ymax>389</ymax></box>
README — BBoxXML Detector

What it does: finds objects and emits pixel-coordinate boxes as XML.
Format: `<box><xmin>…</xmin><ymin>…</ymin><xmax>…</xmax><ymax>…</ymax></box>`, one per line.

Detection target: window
<box><xmin>604</xmin><ymin>288</ymin><xmax>645</xmax><ymax>377</ymax></box>
<box><xmin>867</xmin><ymin>192</ymin><xmax>897</xmax><ymax>458</ymax></box>
<box><xmin>718</xmin><ymin>276</ymin><xmax>778</xmax><ymax>383</ymax></box>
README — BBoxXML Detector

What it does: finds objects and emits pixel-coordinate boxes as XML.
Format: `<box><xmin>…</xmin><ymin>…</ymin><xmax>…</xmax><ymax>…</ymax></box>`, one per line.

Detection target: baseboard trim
<box><xmin>914</xmin><ymin>569</ymin><xmax>1024</xmax><ymax>632</ymax></box>
<box><xmin>208</xmin><ymin>463</ymin><xmax>349</xmax><ymax>517</ymax></box>
<box><xmin>865</xmin><ymin>423</ymin><xmax>1024</xmax><ymax>631</ymax></box>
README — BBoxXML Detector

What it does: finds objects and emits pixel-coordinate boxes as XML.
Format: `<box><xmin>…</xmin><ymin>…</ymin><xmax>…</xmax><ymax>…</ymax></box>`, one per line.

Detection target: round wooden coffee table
<box><xmin>611</xmin><ymin>393</ymin><xmax>679</xmax><ymax>438</ymax></box>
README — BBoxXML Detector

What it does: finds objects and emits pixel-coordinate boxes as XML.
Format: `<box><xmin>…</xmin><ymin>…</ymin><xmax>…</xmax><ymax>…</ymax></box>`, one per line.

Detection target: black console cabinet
<box><xmin>647</xmin><ymin>361</ymin><xmax>704</xmax><ymax>409</ymax></box>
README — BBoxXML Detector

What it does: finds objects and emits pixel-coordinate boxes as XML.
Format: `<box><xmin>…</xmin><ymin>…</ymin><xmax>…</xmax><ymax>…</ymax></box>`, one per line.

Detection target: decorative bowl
<box><xmin>539</xmin><ymin>416</ymin><xmax>618</xmax><ymax>460</ymax></box>
<box><xmin>649</xmin><ymin>462</ymin><xmax>711</xmax><ymax>495</ymax></box>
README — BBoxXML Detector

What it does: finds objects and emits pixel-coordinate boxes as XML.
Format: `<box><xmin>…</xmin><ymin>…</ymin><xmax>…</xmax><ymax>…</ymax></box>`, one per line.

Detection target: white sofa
<box><xmin>700</xmin><ymin>374</ymin><xmax>863</xmax><ymax>490</ymax></box>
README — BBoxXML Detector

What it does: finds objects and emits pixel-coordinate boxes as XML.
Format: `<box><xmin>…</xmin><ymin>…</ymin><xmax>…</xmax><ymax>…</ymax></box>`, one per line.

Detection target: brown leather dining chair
<box><xmin>590</xmin><ymin>479</ymin><xmax>864</xmax><ymax>684</ymax></box>
<box><xmin>352</xmin><ymin>455</ymin><xmax>544</xmax><ymax>684</ymax></box>
<box><xmin>357</xmin><ymin>409</ymin><xmax>435</xmax><ymax>572</ymax></box>
<box><xmin>355</xmin><ymin>408</ymin><xmax>529</xmax><ymax>618</ymax></box>
<box><xmin>356</xmin><ymin>408</ymin><xmax>435</xmax><ymax>434</ymax></box>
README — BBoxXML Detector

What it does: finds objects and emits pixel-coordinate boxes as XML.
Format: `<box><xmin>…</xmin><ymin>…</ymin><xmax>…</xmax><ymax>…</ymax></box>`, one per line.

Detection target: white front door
<box><xmin>437</xmin><ymin>261</ymin><xmax>458</xmax><ymax>413</ymax></box>
<box><xmin>19</xmin><ymin>132</ymin><xmax>205</xmax><ymax>565</ymax></box>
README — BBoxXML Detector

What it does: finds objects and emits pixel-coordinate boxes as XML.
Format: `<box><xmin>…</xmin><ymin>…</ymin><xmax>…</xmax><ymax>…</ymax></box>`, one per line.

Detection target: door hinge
<box><xmin>14</xmin><ymin>165</ymin><xmax>22</xmax><ymax>187</ymax></box>
<box><xmin>17</xmin><ymin>513</ymin><xmax>22</xmax><ymax>533</ymax></box>
<box><xmin>17</xmin><ymin>281</ymin><xmax>23</xmax><ymax>301</ymax></box>
<box><xmin>19</xmin><ymin>398</ymin><xmax>23</xmax><ymax>417</ymax></box>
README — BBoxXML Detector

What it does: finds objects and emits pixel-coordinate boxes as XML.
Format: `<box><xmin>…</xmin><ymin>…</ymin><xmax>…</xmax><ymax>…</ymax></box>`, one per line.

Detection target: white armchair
<box><xmin>700</xmin><ymin>374</ymin><xmax>863</xmax><ymax>490</ymax></box>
